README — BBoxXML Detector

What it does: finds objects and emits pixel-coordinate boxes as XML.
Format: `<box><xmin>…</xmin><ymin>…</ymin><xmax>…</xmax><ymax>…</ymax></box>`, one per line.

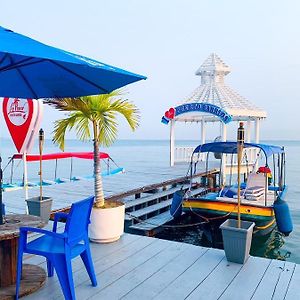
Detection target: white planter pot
<box><xmin>89</xmin><ymin>203</ymin><xmax>125</xmax><ymax>243</ymax></box>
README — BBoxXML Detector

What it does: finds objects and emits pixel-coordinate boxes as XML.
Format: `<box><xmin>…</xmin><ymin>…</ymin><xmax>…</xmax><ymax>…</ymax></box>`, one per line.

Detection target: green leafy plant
<box><xmin>46</xmin><ymin>90</ymin><xmax>140</xmax><ymax>208</ymax></box>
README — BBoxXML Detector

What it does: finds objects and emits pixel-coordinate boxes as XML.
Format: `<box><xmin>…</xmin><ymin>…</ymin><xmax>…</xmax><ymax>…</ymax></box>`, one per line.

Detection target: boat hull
<box><xmin>182</xmin><ymin>198</ymin><xmax>276</xmax><ymax>236</ymax></box>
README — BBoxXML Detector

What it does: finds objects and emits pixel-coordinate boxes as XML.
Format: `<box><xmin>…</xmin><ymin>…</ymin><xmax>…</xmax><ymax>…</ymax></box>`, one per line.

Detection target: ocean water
<box><xmin>0</xmin><ymin>138</ymin><xmax>299</xmax><ymax>264</ymax></box>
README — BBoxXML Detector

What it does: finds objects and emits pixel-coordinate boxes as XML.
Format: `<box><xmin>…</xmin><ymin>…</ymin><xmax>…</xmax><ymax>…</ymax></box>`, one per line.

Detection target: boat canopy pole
<box><xmin>273</xmin><ymin>154</ymin><xmax>277</xmax><ymax>201</ymax></box>
<box><xmin>189</xmin><ymin>159</ymin><xmax>193</xmax><ymax>191</ymax></box>
<box><xmin>252</xmin><ymin>149</ymin><xmax>262</xmax><ymax>173</ymax></box>
<box><xmin>277</xmin><ymin>154</ymin><xmax>280</xmax><ymax>188</ymax></box>
<box><xmin>279</xmin><ymin>152</ymin><xmax>283</xmax><ymax>189</ymax></box>
<box><xmin>229</xmin><ymin>154</ymin><xmax>233</xmax><ymax>187</ymax></box>
<box><xmin>283</xmin><ymin>151</ymin><xmax>286</xmax><ymax>187</ymax></box>
<box><xmin>205</xmin><ymin>152</ymin><xmax>210</xmax><ymax>188</ymax></box>
<box><xmin>264</xmin><ymin>171</ymin><xmax>268</xmax><ymax>206</ymax></box>
<box><xmin>219</xmin><ymin>153</ymin><xmax>222</xmax><ymax>188</ymax></box>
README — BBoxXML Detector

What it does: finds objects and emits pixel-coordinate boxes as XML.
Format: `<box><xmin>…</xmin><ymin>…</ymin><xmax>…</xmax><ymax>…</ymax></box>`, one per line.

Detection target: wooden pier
<box><xmin>22</xmin><ymin>233</ymin><xmax>299</xmax><ymax>300</ymax></box>
<box><xmin>3</xmin><ymin>166</ymin><xmax>218</xmax><ymax>236</ymax></box>
<box><xmin>2</xmin><ymin>165</ymin><xmax>217</xmax><ymax>215</ymax></box>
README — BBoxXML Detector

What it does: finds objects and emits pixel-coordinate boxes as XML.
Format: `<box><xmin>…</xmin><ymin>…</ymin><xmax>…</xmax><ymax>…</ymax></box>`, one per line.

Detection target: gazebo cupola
<box><xmin>162</xmin><ymin>53</ymin><xmax>267</xmax><ymax>166</ymax></box>
<box><xmin>195</xmin><ymin>53</ymin><xmax>230</xmax><ymax>85</ymax></box>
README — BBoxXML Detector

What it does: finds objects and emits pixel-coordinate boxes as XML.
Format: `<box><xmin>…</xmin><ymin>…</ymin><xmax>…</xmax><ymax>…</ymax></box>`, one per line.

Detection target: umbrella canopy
<box><xmin>0</xmin><ymin>26</ymin><xmax>146</xmax><ymax>98</ymax></box>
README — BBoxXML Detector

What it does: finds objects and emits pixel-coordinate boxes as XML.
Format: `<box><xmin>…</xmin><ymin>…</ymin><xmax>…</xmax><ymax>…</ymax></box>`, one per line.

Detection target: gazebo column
<box><xmin>201</xmin><ymin>119</ymin><xmax>206</xmax><ymax>144</ymax></box>
<box><xmin>221</xmin><ymin>122</ymin><xmax>227</xmax><ymax>141</ymax></box>
<box><xmin>246</xmin><ymin>120</ymin><xmax>253</xmax><ymax>165</ymax></box>
<box><xmin>246</xmin><ymin>120</ymin><xmax>251</xmax><ymax>142</ymax></box>
<box><xmin>170</xmin><ymin>120</ymin><xmax>175</xmax><ymax>166</ymax></box>
<box><xmin>255</xmin><ymin>118</ymin><xmax>260</xmax><ymax>143</ymax></box>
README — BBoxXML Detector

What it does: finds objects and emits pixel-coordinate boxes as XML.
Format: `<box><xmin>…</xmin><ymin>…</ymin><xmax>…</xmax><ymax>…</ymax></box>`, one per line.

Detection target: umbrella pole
<box><xmin>0</xmin><ymin>156</ymin><xmax>3</xmax><ymax>225</ymax></box>
<box><xmin>39</xmin><ymin>129</ymin><xmax>44</xmax><ymax>202</ymax></box>
<box><xmin>237</xmin><ymin>122</ymin><xmax>245</xmax><ymax>228</ymax></box>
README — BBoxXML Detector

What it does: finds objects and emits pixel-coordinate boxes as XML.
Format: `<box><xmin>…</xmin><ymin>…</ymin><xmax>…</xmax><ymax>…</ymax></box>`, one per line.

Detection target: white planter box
<box><xmin>89</xmin><ymin>203</ymin><xmax>125</xmax><ymax>243</ymax></box>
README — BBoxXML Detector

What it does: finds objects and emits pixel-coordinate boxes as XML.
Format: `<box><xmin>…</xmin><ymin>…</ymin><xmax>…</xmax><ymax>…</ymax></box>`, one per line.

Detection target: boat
<box><xmin>172</xmin><ymin>141</ymin><xmax>293</xmax><ymax>237</ymax></box>
<box><xmin>3</xmin><ymin>151</ymin><xmax>124</xmax><ymax>192</ymax></box>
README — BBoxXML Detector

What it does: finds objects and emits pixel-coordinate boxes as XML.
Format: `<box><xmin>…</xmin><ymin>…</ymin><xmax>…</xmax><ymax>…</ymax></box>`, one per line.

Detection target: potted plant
<box><xmin>26</xmin><ymin>128</ymin><xmax>53</xmax><ymax>223</ymax></box>
<box><xmin>220</xmin><ymin>122</ymin><xmax>255</xmax><ymax>264</ymax></box>
<box><xmin>46</xmin><ymin>91</ymin><xmax>139</xmax><ymax>243</ymax></box>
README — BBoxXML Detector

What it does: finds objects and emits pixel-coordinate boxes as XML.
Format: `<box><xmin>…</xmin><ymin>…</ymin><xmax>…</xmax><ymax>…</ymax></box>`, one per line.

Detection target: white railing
<box><xmin>174</xmin><ymin>146</ymin><xmax>259</xmax><ymax>171</ymax></box>
<box><xmin>174</xmin><ymin>146</ymin><xmax>205</xmax><ymax>163</ymax></box>
<box><xmin>224</xmin><ymin>147</ymin><xmax>259</xmax><ymax>174</ymax></box>
<box><xmin>224</xmin><ymin>147</ymin><xmax>258</xmax><ymax>166</ymax></box>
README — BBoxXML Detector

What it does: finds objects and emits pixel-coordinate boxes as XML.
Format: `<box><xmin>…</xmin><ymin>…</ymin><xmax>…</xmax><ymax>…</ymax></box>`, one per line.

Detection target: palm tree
<box><xmin>46</xmin><ymin>91</ymin><xmax>140</xmax><ymax>208</ymax></box>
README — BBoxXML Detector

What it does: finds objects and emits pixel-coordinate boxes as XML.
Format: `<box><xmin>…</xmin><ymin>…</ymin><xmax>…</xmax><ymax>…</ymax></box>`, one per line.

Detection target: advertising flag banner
<box><xmin>3</xmin><ymin>98</ymin><xmax>42</xmax><ymax>153</ymax></box>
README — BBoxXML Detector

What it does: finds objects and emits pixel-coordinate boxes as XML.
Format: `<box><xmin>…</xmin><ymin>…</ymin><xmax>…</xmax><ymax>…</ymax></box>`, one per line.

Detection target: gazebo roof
<box><xmin>173</xmin><ymin>53</ymin><xmax>266</xmax><ymax>123</ymax></box>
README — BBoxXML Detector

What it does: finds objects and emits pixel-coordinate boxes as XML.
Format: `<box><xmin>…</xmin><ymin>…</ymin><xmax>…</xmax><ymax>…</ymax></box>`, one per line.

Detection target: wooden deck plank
<box><xmin>89</xmin><ymin>241</ymin><xmax>192</xmax><ymax>299</ymax></box>
<box><xmin>284</xmin><ymin>264</ymin><xmax>300</xmax><ymax>300</ymax></box>
<box><xmin>25</xmin><ymin>234</ymin><xmax>150</xmax><ymax>300</ymax></box>
<box><xmin>122</xmin><ymin>244</ymin><xmax>208</xmax><ymax>299</ymax></box>
<box><xmin>20</xmin><ymin>234</ymin><xmax>299</xmax><ymax>300</ymax></box>
<box><xmin>153</xmin><ymin>248</ymin><xmax>225</xmax><ymax>300</ymax></box>
<box><xmin>272</xmin><ymin>262</ymin><xmax>296</xmax><ymax>300</ymax></box>
<box><xmin>186</xmin><ymin>256</ymin><xmax>243</xmax><ymax>300</ymax></box>
<box><xmin>250</xmin><ymin>259</ymin><xmax>286</xmax><ymax>300</ymax></box>
<box><xmin>24</xmin><ymin>232</ymin><xmax>142</xmax><ymax>266</ymax></box>
<box><xmin>218</xmin><ymin>256</ymin><xmax>271</xmax><ymax>300</ymax></box>
<box><xmin>73</xmin><ymin>238</ymin><xmax>172</xmax><ymax>300</ymax></box>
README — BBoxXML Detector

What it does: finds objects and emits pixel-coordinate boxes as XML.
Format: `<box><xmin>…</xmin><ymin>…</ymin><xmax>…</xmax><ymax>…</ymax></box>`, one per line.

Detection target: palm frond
<box><xmin>52</xmin><ymin>112</ymin><xmax>91</xmax><ymax>150</ymax></box>
<box><xmin>47</xmin><ymin>89</ymin><xmax>140</xmax><ymax>206</ymax></box>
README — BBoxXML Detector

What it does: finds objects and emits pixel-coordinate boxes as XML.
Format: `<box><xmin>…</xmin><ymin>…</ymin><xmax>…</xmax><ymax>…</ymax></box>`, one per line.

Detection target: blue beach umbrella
<box><xmin>0</xmin><ymin>26</ymin><xmax>146</xmax><ymax>98</ymax></box>
<box><xmin>0</xmin><ymin>26</ymin><xmax>146</xmax><ymax>223</ymax></box>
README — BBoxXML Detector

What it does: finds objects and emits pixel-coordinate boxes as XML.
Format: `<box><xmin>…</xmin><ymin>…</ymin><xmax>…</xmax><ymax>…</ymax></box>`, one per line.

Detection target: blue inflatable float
<box><xmin>170</xmin><ymin>190</ymin><xmax>184</xmax><ymax>218</ymax></box>
<box><xmin>273</xmin><ymin>197</ymin><xmax>293</xmax><ymax>236</ymax></box>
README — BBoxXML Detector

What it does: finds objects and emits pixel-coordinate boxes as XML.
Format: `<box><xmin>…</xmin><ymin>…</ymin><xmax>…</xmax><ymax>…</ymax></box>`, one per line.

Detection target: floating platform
<box><xmin>23</xmin><ymin>233</ymin><xmax>299</xmax><ymax>300</ymax></box>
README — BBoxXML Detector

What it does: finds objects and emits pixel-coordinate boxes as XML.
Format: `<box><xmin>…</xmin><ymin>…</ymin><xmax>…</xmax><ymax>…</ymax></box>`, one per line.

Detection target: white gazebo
<box><xmin>161</xmin><ymin>53</ymin><xmax>267</xmax><ymax>170</ymax></box>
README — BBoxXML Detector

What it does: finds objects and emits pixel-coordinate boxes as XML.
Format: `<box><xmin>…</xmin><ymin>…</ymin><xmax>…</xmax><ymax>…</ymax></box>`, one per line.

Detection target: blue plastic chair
<box><xmin>15</xmin><ymin>196</ymin><xmax>97</xmax><ymax>300</ymax></box>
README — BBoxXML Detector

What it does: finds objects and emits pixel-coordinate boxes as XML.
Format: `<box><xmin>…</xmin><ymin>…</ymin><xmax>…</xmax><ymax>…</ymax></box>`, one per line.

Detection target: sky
<box><xmin>1</xmin><ymin>0</ymin><xmax>300</xmax><ymax>142</ymax></box>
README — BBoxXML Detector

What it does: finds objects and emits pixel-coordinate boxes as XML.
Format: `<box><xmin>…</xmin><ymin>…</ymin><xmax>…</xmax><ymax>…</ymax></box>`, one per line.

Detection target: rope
<box><xmin>185</xmin><ymin>199</ymin><xmax>238</xmax><ymax>221</ymax></box>
<box><xmin>125</xmin><ymin>212</ymin><xmax>208</xmax><ymax>228</ymax></box>
<box><xmin>126</xmin><ymin>198</ymin><xmax>238</xmax><ymax>229</ymax></box>
<box><xmin>243</xmin><ymin>150</ymin><xmax>249</xmax><ymax>175</ymax></box>
<box><xmin>252</xmin><ymin>149</ymin><xmax>262</xmax><ymax>172</ymax></box>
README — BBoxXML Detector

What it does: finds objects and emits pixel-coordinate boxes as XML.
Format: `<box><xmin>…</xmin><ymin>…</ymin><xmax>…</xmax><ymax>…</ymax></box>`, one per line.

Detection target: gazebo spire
<box><xmin>195</xmin><ymin>53</ymin><xmax>230</xmax><ymax>84</ymax></box>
